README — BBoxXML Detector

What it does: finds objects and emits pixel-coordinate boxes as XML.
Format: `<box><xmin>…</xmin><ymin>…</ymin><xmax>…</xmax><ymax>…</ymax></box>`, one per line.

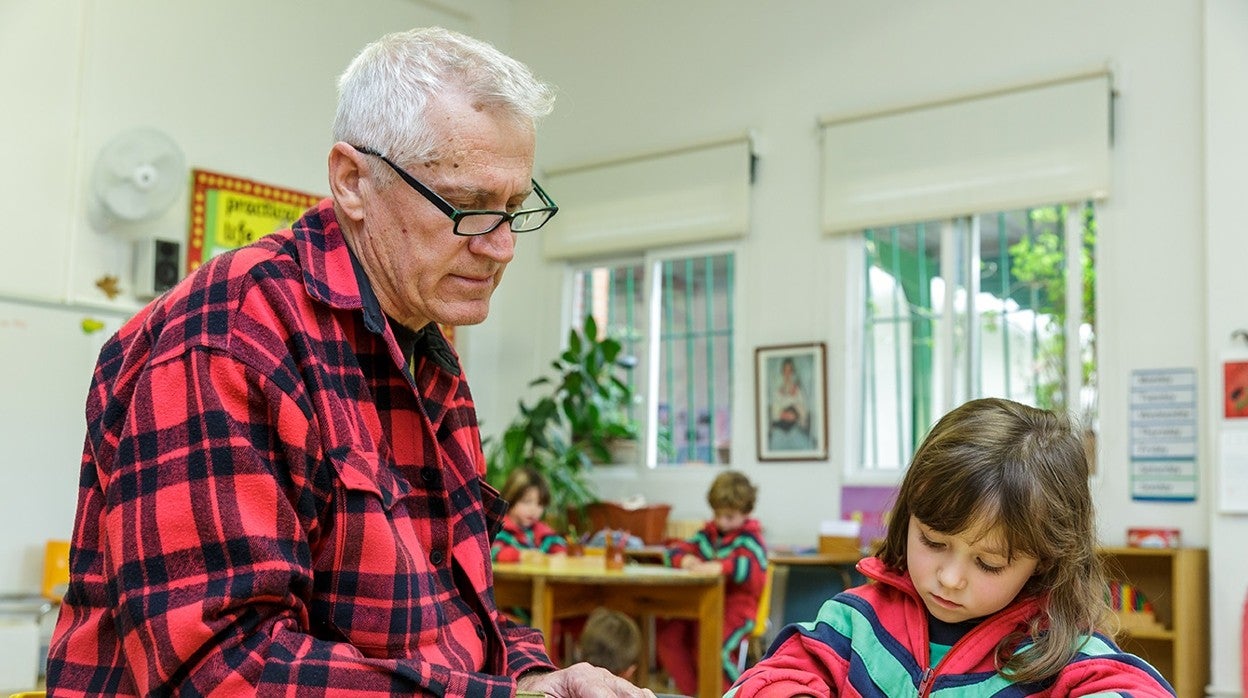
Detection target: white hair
<box><xmin>333</xmin><ymin>26</ymin><xmax>555</xmax><ymax>167</ymax></box>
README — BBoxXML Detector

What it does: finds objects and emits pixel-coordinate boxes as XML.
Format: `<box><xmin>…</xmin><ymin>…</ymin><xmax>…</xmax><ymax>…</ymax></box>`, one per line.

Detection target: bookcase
<box><xmin>1098</xmin><ymin>547</ymin><xmax>1208</xmax><ymax>698</ymax></box>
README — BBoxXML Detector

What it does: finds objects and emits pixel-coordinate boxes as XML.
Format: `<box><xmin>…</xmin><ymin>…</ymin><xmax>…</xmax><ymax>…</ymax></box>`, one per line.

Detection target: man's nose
<box><xmin>470</xmin><ymin>221</ymin><xmax>517</xmax><ymax>262</ymax></box>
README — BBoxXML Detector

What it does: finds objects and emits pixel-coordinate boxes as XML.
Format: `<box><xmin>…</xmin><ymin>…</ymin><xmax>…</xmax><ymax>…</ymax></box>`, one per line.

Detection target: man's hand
<box><xmin>516</xmin><ymin>663</ymin><xmax>657</xmax><ymax>697</ymax></box>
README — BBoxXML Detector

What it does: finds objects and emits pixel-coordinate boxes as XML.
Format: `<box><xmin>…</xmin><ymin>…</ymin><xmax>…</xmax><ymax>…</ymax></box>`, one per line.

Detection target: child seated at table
<box><xmin>575</xmin><ymin>607</ymin><xmax>642</xmax><ymax>682</ymax></box>
<box><xmin>657</xmin><ymin>470</ymin><xmax>768</xmax><ymax>695</ymax></box>
<box><xmin>492</xmin><ymin>467</ymin><xmax>567</xmax><ymax>563</ymax></box>
<box><xmin>726</xmin><ymin>398</ymin><xmax>1175</xmax><ymax>698</ymax></box>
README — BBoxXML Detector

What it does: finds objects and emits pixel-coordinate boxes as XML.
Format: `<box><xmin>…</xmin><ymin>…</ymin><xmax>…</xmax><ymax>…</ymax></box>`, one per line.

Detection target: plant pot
<box><xmin>605</xmin><ymin>438</ymin><xmax>638</xmax><ymax>465</ymax></box>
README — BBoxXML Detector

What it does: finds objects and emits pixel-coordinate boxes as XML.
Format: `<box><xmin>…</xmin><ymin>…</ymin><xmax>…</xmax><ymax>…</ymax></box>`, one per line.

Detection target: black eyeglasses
<box><xmin>351</xmin><ymin>145</ymin><xmax>558</xmax><ymax>236</ymax></box>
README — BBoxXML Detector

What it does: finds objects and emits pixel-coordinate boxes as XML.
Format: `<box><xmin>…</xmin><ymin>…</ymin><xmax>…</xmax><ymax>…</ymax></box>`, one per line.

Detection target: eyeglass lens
<box><xmin>455</xmin><ymin>204</ymin><xmax>554</xmax><ymax>235</ymax></box>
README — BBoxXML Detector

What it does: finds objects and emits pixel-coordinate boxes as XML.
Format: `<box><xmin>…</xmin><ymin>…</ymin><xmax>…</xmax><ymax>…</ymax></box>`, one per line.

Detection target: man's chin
<box><xmin>436</xmin><ymin>301</ymin><xmax>491</xmax><ymax>328</ymax></box>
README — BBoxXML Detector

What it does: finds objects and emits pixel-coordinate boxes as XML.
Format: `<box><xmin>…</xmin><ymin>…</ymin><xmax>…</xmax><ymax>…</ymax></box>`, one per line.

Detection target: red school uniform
<box><xmin>658</xmin><ymin>517</ymin><xmax>768</xmax><ymax>694</ymax></box>
<box><xmin>491</xmin><ymin>517</ymin><xmax>568</xmax><ymax>563</ymax></box>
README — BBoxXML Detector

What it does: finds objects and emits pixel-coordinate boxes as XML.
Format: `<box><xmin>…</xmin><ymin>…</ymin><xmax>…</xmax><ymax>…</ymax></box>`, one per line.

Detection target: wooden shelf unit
<box><xmin>1098</xmin><ymin>547</ymin><xmax>1208</xmax><ymax>698</ymax></box>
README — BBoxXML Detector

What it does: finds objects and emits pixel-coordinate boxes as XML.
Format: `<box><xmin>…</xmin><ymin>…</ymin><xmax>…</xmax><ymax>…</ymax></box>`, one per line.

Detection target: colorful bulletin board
<box><xmin>187</xmin><ymin>169</ymin><xmax>324</xmax><ymax>272</ymax></box>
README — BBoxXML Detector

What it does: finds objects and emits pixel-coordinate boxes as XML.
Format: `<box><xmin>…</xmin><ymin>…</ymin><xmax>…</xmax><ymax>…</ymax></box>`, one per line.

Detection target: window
<box><xmin>570</xmin><ymin>249</ymin><xmax>735</xmax><ymax>467</ymax></box>
<box><xmin>858</xmin><ymin>203</ymin><xmax>1096</xmax><ymax>472</ymax></box>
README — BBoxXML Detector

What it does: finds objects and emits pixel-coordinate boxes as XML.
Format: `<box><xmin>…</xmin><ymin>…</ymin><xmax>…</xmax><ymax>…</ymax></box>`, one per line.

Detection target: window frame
<box><xmin>844</xmin><ymin>201</ymin><xmax>1095</xmax><ymax>484</ymax></box>
<box><xmin>563</xmin><ymin>239</ymin><xmax>741</xmax><ymax>469</ymax></box>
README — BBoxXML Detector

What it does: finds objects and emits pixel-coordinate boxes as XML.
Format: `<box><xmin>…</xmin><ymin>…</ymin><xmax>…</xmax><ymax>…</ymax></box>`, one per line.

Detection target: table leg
<box><xmin>696</xmin><ymin>580</ymin><xmax>725</xmax><ymax>698</ymax></box>
<box><xmin>531</xmin><ymin>578</ymin><xmax>555</xmax><ymax>658</ymax></box>
<box><xmin>635</xmin><ymin>613</ymin><xmax>652</xmax><ymax>687</ymax></box>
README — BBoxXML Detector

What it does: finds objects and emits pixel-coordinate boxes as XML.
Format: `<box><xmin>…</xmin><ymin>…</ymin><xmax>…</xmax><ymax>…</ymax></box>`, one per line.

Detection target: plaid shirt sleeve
<box><xmin>50</xmin><ymin>346</ymin><xmax>549</xmax><ymax>696</ymax></box>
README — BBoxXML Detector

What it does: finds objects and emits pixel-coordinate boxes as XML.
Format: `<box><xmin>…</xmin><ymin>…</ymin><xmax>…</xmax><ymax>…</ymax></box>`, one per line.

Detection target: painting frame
<box><xmin>755</xmin><ymin>342</ymin><xmax>828</xmax><ymax>462</ymax></box>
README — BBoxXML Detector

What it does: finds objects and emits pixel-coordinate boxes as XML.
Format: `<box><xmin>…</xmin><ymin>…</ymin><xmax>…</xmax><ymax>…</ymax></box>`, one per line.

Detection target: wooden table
<box><xmin>493</xmin><ymin>559</ymin><xmax>724</xmax><ymax>698</ymax></box>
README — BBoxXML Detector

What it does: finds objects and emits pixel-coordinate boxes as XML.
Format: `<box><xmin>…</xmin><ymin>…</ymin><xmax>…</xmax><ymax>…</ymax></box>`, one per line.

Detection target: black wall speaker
<box><xmin>133</xmin><ymin>238</ymin><xmax>183</xmax><ymax>299</ymax></box>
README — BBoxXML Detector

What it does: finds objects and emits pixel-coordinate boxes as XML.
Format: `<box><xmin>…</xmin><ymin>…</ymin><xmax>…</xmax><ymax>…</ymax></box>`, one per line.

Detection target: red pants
<box><xmin>656</xmin><ymin>618</ymin><xmax>731</xmax><ymax>696</ymax></box>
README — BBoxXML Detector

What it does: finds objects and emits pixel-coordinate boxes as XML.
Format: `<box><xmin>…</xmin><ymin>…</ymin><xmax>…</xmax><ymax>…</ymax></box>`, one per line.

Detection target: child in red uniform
<box><xmin>657</xmin><ymin>470</ymin><xmax>767</xmax><ymax>695</ymax></box>
<box><xmin>492</xmin><ymin>467</ymin><xmax>567</xmax><ymax>563</ymax></box>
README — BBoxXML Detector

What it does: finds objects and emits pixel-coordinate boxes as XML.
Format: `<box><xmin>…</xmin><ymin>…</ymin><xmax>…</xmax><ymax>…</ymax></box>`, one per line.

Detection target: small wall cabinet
<box><xmin>1098</xmin><ymin>547</ymin><xmax>1208</xmax><ymax>698</ymax></box>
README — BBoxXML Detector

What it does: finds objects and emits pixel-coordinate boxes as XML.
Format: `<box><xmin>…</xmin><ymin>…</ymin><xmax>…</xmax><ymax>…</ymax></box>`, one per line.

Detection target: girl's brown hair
<box><xmin>499</xmin><ymin>467</ymin><xmax>551</xmax><ymax>508</ymax></box>
<box><xmin>875</xmin><ymin>397</ymin><xmax>1111</xmax><ymax>683</ymax></box>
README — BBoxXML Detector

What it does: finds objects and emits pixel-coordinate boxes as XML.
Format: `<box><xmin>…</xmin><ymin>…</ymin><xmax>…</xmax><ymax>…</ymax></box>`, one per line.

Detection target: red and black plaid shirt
<box><xmin>47</xmin><ymin>199</ymin><xmax>554</xmax><ymax>696</ymax></box>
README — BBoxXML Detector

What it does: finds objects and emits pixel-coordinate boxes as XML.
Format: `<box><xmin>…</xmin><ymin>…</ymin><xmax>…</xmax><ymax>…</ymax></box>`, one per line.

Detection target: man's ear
<box><xmin>328</xmin><ymin>142</ymin><xmax>368</xmax><ymax>223</ymax></box>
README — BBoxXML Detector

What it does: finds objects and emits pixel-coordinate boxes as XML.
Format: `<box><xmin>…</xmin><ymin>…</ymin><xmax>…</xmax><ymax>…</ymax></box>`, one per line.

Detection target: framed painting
<box><xmin>755</xmin><ymin>342</ymin><xmax>828</xmax><ymax>461</ymax></box>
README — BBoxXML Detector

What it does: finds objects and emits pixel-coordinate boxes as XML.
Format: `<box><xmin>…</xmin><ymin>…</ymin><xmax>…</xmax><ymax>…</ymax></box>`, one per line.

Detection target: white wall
<box><xmin>1204</xmin><ymin>0</ymin><xmax>1248</xmax><ymax>694</ymax></box>
<box><xmin>494</xmin><ymin>0</ymin><xmax>1206</xmax><ymax>542</ymax></box>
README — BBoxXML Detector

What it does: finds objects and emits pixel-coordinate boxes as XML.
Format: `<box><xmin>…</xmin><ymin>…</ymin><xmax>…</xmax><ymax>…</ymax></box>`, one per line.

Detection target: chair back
<box><xmin>737</xmin><ymin>564</ymin><xmax>776</xmax><ymax>672</ymax></box>
<box><xmin>752</xmin><ymin>565</ymin><xmax>775</xmax><ymax>639</ymax></box>
<box><xmin>42</xmin><ymin>540</ymin><xmax>71</xmax><ymax>602</ymax></box>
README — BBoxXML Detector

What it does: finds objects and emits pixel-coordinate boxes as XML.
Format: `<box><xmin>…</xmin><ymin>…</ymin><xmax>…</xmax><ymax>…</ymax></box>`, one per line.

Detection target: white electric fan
<box><xmin>88</xmin><ymin>127</ymin><xmax>187</xmax><ymax>230</ymax></box>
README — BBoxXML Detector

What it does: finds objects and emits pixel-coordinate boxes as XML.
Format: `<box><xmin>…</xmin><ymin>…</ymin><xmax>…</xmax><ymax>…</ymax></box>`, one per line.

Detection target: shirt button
<box><xmin>422</xmin><ymin>468</ymin><xmax>437</xmax><ymax>482</ymax></box>
<box><xmin>475</xmin><ymin>625</ymin><xmax>485</xmax><ymax>639</ymax></box>
<box><xmin>430</xmin><ymin>550</ymin><xmax>443</xmax><ymax>565</ymax></box>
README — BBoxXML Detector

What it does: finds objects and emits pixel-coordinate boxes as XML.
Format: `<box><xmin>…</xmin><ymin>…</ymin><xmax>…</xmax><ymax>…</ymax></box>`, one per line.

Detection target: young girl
<box><xmin>492</xmin><ymin>467</ymin><xmax>567</xmax><ymax>563</ymax></box>
<box><xmin>728</xmin><ymin>397</ymin><xmax>1175</xmax><ymax>698</ymax></box>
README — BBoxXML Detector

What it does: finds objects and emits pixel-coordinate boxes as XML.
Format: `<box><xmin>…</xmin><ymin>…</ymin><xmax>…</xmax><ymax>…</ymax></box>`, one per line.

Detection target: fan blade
<box><xmin>103</xmin><ymin>183</ymin><xmax>152</xmax><ymax>222</ymax></box>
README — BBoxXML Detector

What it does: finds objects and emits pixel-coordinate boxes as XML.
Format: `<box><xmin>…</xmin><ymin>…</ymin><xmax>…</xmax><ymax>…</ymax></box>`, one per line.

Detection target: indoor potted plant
<box><xmin>485</xmin><ymin>314</ymin><xmax>639</xmax><ymax>527</ymax></box>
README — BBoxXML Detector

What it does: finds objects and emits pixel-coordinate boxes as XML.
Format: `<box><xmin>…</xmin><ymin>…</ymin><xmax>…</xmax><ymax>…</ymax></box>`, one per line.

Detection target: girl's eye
<box><xmin>919</xmin><ymin>533</ymin><xmax>945</xmax><ymax>550</ymax></box>
<box><xmin>976</xmin><ymin>559</ymin><xmax>1005</xmax><ymax>575</ymax></box>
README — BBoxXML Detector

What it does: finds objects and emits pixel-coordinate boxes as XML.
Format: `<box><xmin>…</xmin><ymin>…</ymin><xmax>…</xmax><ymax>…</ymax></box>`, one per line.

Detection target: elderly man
<box><xmin>48</xmin><ymin>27</ymin><xmax>652</xmax><ymax>697</ymax></box>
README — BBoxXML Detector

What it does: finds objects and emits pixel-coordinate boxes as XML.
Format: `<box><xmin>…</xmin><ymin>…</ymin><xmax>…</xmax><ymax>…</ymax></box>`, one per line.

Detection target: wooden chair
<box><xmin>736</xmin><ymin>565</ymin><xmax>775</xmax><ymax>673</ymax></box>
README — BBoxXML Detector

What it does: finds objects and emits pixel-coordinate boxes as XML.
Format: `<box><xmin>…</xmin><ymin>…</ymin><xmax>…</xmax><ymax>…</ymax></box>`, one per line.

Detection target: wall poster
<box><xmin>187</xmin><ymin>169</ymin><xmax>323</xmax><ymax>273</ymax></box>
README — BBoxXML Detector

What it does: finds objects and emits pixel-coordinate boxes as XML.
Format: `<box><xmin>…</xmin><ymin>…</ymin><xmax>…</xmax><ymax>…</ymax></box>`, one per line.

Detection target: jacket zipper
<box><xmin>918</xmin><ymin>609</ymin><xmax>1024</xmax><ymax>697</ymax></box>
<box><xmin>917</xmin><ymin>667</ymin><xmax>935</xmax><ymax>697</ymax></box>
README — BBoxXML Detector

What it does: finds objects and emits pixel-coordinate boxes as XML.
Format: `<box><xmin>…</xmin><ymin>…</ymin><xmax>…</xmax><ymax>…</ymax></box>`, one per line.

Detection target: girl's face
<box><xmin>905</xmin><ymin>515</ymin><xmax>1038</xmax><ymax>623</ymax></box>
<box><xmin>508</xmin><ymin>487</ymin><xmax>545</xmax><ymax>529</ymax></box>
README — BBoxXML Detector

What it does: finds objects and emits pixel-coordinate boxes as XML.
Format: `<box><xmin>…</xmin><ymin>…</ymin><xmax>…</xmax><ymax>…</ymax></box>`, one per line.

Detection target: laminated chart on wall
<box><xmin>1128</xmin><ymin>368</ymin><xmax>1197</xmax><ymax>502</ymax></box>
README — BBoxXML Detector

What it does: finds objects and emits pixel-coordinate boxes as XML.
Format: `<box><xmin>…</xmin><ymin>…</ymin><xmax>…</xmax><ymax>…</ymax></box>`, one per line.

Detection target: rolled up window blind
<box><xmin>541</xmin><ymin>135</ymin><xmax>753</xmax><ymax>260</ymax></box>
<box><xmin>820</xmin><ymin>70</ymin><xmax>1112</xmax><ymax>235</ymax></box>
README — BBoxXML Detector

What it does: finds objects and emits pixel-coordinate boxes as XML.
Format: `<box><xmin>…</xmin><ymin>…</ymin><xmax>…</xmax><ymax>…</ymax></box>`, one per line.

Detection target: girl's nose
<box><xmin>936</xmin><ymin>562</ymin><xmax>967</xmax><ymax>590</ymax></box>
